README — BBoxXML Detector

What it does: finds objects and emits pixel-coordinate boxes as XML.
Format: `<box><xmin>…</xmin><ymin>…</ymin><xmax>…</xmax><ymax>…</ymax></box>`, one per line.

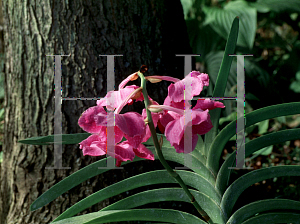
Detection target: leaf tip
<box><xmin>30</xmin><ymin>204</ymin><xmax>37</xmax><ymax>211</ymax></box>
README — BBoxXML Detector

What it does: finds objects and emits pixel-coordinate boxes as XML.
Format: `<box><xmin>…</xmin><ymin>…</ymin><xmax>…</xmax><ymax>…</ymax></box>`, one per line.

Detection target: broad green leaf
<box><xmin>180</xmin><ymin>0</ymin><xmax>195</xmax><ymax>19</ymax></box>
<box><xmin>203</xmin><ymin>1</ymin><xmax>256</xmax><ymax>48</ymax></box>
<box><xmin>227</xmin><ymin>199</ymin><xmax>300</xmax><ymax>224</ymax></box>
<box><xmin>251</xmin><ymin>0</ymin><xmax>300</xmax><ymax>13</ymax></box>
<box><xmin>290</xmin><ymin>80</ymin><xmax>300</xmax><ymax>93</ymax></box>
<box><xmin>275</xmin><ymin>116</ymin><xmax>286</xmax><ymax>124</ymax></box>
<box><xmin>53</xmin><ymin>170</ymin><xmax>221</xmax><ymax>222</ymax></box>
<box><xmin>219</xmin><ymin>111</ymin><xmax>236</xmax><ymax>126</ymax></box>
<box><xmin>257</xmin><ymin>119</ymin><xmax>269</xmax><ymax>134</ymax></box>
<box><xmin>18</xmin><ymin>133</ymin><xmax>92</xmax><ymax>145</ymax></box>
<box><xmin>101</xmin><ymin>188</ymin><xmax>226</xmax><ymax>224</ymax></box>
<box><xmin>241</xmin><ymin>212</ymin><xmax>300</xmax><ymax>224</ymax></box>
<box><xmin>204</xmin><ymin>17</ymin><xmax>239</xmax><ymax>155</ymax></box>
<box><xmin>51</xmin><ymin>209</ymin><xmax>206</xmax><ymax>224</ymax></box>
<box><xmin>220</xmin><ymin>165</ymin><xmax>300</xmax><ymax>219</ymax></box>
<box><xmin>194</xmin><ymin>134</ymin><xmax>205</xmax><ymax>157</ymax></box>
<box><xmin>207</xmin><ymin>102</ymin><xmax>300</xmax><ymax>176</ymax></box>
<box><xmin>186</xmin><ymin>22</ymin><xmax>221</xmax><ymax>61</ymax></box>
<box><xmin>216</xmin><ymin>128</ymin><xmax>300</xmax><ymax>194</ymax></box>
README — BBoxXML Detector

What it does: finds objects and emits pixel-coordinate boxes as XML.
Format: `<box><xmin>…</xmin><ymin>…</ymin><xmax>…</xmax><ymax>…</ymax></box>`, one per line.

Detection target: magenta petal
<box><xmin>78</xmin><ymin>106</ymin><xmax>106</xmax><ymax>133</ymax></box>
<box><xmin>115</xmin><ymin>112</ymin><xmax>145</xmax><ymax>137</ymax></box>
<box><xmin>159</xmin><ymin>110</ymin><xmax>181</xmax><ymax>129</ymax></box>
<box><xmin>173</xmin><ymin>134</ymin><xmax>199</xmax><ymax>154</ymax></box>
<box><xmin>79</xmin><ymin>134</ymin><xmax>107</xmax><ymax>156</ymax></box>
<box><xmin>96</xmin><ymin>85</ymin><xmax>141</xmax><ymax>110</ymax></box>
<box><xmin>112</xmin><ymin>141</ymin><xmax>136</xmax><ymax>166</ymax></box>
<box><xmin>94</xmin><ymin>109</ymin><xmax>108</xmax><ymax>126</ymax></box>
<box><xmin>115</xmin><ymin>112</ymin><xmax>146</xmax><ymax>148</ymax></box>
<box><xmin>194</xmin><ymin>99</ymin><xmax>225</xmax><ymax>111</ymax></box>
<box><xmin>98</xmin><ymin>125</ymin><xmax>124</xmax><ymax>144</ymax></box>
<box><xmin>133</xmin><ymin>144</ymin><xmax>155</xmax><ymax>160</ymax></box>
<box><xmin>168</xmin><ymin>82</ymin><xmax>185</xmax><ymax>103</ymax></box>
<box><xmin>192</xmin><ymin>110</ymin><xmax>213</xmax><ymax>135</ymax></box>
<box><xmin>196</xmin><ymin>72</ymin><xmax>209</xmax><ymax>86</ymax></box>
<box><xmin>114</xmin><ymin>126</ymin><xmax>125</xmax><ymax>144</ymax></box>
<box><xmin>168</xmin><ymin>71</ymin><xmax>208</xmax><ymax>102</ymax></box>
<box><xmin>164</xmin><ymin>117</ymin><xmax>185</xmax><ymax>146</ymax></box>
<box><xmin>125</xmin><ymin>134</ymin><xmax>145</xmax><ymax>149</ymax></box>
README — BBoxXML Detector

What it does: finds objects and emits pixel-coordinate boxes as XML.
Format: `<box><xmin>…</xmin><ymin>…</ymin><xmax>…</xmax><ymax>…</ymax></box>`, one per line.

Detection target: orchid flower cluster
<box><xmin>78</xmin><ymin>71</ymin><xmax>225</xmax><ymax>167</ymax></box>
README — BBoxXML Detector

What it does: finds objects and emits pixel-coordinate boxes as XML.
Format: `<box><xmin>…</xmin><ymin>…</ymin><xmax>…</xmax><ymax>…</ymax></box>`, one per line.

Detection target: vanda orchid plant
<box><xmin>19</xmin><ymin>17</ymin><xmax>300</xmax><ymax>223</ymax></box>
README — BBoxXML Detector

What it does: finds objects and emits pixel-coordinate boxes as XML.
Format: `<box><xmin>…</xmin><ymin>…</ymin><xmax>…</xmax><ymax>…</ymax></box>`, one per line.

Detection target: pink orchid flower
<box><xmin>78</xmin><ymin>72</ymin><xmax>160</xmax><ymax>166</ymax></box>
<box><xmin>167</xmin><ymin>71</ymin><xmax>209</xmax><ymax>102</ymax></box>
<box><xmin>97</xmin><ymin>85</ymin><xmax>144</xmax><ymax>111</ymax></box>
<box><xmin>150</xmin><ymin>97</ymin><xmax>224</xmax><ymax>153</ymax></box>
<box><xmin>78</xmin><ymin>105</ymin><xmax>155</xmax><ymax>166</ymax></box>
<box><xmin>147</xmin><ymin>70</ymin><xmax>225</xmax><ymax>153</ymax></box>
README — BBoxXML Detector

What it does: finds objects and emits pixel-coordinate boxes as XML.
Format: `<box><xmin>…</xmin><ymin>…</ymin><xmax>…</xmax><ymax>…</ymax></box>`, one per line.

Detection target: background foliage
<box><xmin>181</xmin><ymin>0</ymin><xmax>300</xmax><ymax>216</ymax></box>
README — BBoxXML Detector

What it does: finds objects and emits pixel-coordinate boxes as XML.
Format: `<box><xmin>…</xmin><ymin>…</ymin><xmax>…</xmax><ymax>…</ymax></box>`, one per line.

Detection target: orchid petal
<box><xmin>113</xmin><ymin>141</ymin><xmax>136</xmax><ymax>167</ymax></box>
<box><xmin>79</xmin><ymin>134</ymin><xmax>107</xmax><ymax>156</ymax></box>
<box><xmin>133</xmin><ymin>144</ymin><xmax>155</xmax><ymax>160</ymax></box>
<box><xmin>194</xmin><ymin>98</ymin><xmax>225</xmax><ymax>111</ymax></box>
<box><xmin>78</xmin><ymin>106</ymin><xmax>106</xmax><ymax>134</ymax></box>
<box><xmin>173</xmin><ymin>134</ymin><xmax>199</xmax><ymax>154</ymax></box>
<box><xmin>168</xmin><ymin>71</ymin><xmax>209</xmax><ymax>102</ymax></box>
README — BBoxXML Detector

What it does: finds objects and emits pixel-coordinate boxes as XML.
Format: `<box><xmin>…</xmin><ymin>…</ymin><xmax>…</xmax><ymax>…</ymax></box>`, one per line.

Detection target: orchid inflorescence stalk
<box><xmin>77</xmin><ymin>65</ymin><xmax>225</xmax><ymax>221</ymax></box>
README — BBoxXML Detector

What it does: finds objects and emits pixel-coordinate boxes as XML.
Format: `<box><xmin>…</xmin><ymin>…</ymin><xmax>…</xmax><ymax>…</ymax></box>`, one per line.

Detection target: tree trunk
<box><xmin>0</xmin><ymin>0</ymin><xmax>192</xmax><ymax>223</ymax></box>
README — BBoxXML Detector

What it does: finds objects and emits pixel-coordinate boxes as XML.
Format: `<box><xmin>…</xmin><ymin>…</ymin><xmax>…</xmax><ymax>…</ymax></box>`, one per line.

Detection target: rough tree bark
<box><xmin>0</xmin><ymin>0</ymin><xmax>192</xmax><ymax>223</ymax></box>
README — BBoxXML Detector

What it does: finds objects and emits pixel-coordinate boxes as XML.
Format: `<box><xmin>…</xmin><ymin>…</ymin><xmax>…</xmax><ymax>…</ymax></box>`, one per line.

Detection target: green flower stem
<box><xmin>137</xmin><ymin>71</ymin><xmax>211</xmax><ymax>223</ymax></box>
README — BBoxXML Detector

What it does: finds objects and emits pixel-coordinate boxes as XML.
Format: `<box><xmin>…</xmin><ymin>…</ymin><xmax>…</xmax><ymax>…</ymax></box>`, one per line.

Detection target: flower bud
<box><xmin>145</xmin><ymin>76</ymin><xmax>162</xmax><ymax>83</ymax></box>
<box><xmin>131</xmin><ymin>87</ymin><xmax>143</xmax><ymax>100</ymax></box>
<box><xmin>130</xmin><ymin>72</ymin><xmax>139</xmax><ymax>81</ymax></box>
<box><xmin>147</xmin><ymin>105</ymin><xmax>164</xmax><ymax>113</ymax></box>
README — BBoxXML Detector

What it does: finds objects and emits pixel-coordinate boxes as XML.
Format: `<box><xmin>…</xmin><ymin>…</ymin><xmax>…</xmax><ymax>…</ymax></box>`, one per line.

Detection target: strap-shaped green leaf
<box><xmin>207</xmin><ymin>102</ymin><xmax>300</xmax><ymax>176</ymax></box>
<box><xmin>51</xmin><ymin>209</ymin><xmax>206</xmax><ymax>224</ymax></box>
<box><xmin>220</xmin><ymin>165</ymin><xmax>300</xmax><ymax>219</ymax></box>
<box><xmin>30</xmin><ymin>141</ymin><xmax>216</xmax><ymax>212</ymax></box>
<box><xmin>30</xmin><ymin>156</ymin><xmax>144</xmax><ymax>211</ymax></box>
<box><xmin>52</xmin><ymin>170</ymin><xmax>220</xmax><ymax>222</ymax></box>
<box><xmin>101</xmin><ymin>188</ymin><xmax>226</xmax><ymax>224</ymax></box>
<box><xmin>146</xmin><ymin>144</ymin><xmax>216</xmax><ymax>185</ymax></box>
<box><xmin>18</xmin><ymin>133</ymin><xmax>92</xmax><ymax>145</ymax></box>
<box><xmin>227</xmin><ymin>199</ymin><xmax>300</xmax><ymax>224</ymax></box>
<box><xmin>204</xmin><ymin>17</ymin><xmax>239</xmax><ymax>155</ymax></box>
<box><xmin>240</xmin><ymin>212</ymin><xmax>300</xmax><ymax>224</ymax></box>
<box><xmin>216</xmin><ymin>128</ymin><xmax>300</xmax><ymax>194</ymax></box>
<box><xmin>144</xmin><ymin>133</ymin><xmax>207</xmax><ymax>164</ymax></box>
